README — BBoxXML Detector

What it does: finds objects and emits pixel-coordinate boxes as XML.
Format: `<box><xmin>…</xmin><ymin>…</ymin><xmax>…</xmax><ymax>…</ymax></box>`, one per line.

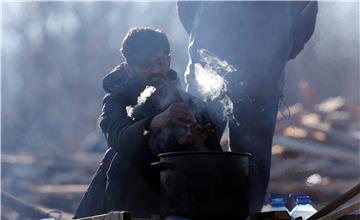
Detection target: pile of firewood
<box><xmin>269</xmin><ymin>95</ymin><xmax>359</xmax><ymax>209</ymax></box>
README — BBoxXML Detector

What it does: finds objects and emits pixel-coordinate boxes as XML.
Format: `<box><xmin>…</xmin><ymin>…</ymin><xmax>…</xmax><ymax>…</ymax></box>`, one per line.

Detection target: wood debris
<box><xmin>270</xmin><ymin>95</ymin><xmax>359</xmax><ymax>209</ymax></box>
<box><xmin>1</xmin><ymin>96</ymin><xmax>359</xmax><ymax>218</ymax></box>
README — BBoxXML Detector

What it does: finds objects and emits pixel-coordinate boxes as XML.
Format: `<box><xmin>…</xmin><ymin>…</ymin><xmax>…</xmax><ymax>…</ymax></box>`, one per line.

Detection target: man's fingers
<box><xmin>170</xmin><ymin>102</ymin><xmax>193</xmax><ymax>112</ymax></box>
<box><xmin>172</xmin><ymin>112</ymin><xmax>196</xmax><ymax>124</ymax></box>
<box><xmin>171</xmin><ymin>117</ymin><xmax>190</xmax><ymax>128</ymax></box>
<box><xmin>169</xmin><ymin>103</ymin><xmax>197</xmax><ymax>123</ymax></box>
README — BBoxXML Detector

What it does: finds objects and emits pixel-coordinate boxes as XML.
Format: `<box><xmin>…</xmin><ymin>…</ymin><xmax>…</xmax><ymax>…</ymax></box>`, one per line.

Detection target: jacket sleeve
<box><xmin>289</xmin><ymin>1</ymin><xmax>318</xmax><ymax>60</ymax></box>
<box><xmin>74</xmin><ymin>148</ymin><xmax>116</xmax><ymax>218</ymax></box>
<box><xmin>98</xmin><ymin>93</ymin><xmax>154</xmax><ymax>160</ymax></box>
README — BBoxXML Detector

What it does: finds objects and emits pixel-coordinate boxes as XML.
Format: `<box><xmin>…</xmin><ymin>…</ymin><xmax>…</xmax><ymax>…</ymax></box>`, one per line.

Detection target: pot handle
<box><xmin>151</xmin><ymin>161</ymin><xmax>176</xmax><ymax>171</ymax></box>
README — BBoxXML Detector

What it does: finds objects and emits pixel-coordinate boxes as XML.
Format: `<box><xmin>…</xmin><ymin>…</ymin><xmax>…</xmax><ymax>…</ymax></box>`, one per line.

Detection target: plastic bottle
<box><xmin>270</xmin><ymin>198</ymin><xmax>290</xmax><ymax>213</ymax></box>
<box><xmin>290</xmin><ymin>196</ymin><xmax>317</xmax><ymax>220</ymax></box>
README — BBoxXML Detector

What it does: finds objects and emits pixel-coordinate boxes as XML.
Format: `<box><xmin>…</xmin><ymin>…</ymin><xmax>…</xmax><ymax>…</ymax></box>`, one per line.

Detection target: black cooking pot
<box><xmin>151</xmin><ymin>151</ymin><xmax>251</xmax><ymax>220</ymax></box>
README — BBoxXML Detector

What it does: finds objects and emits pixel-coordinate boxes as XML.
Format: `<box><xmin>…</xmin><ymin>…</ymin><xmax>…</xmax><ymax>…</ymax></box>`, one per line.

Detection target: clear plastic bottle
<box><xmin>270</xmin><ymin>198</ymin><xmax>290</xmax><ymax>213</ymax></box>
<box><xmin>290</xmin><ymin>196</ymin><xmax>317</xmax><ymax>220</ymax></box>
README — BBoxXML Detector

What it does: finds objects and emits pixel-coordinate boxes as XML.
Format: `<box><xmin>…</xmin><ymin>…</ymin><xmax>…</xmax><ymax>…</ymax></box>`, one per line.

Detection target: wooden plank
<box><xmin>272</xmin><ymin>135</ymin><xmax>358</xmax><ymax>163</ymax></box>
<box><xmin>1</xmin><ymin>191</ymin><xmax>73</xmax><ymax>220</ymax></box>
<box><xmin>320</xmin><ymin>200</ymin><xmax>360</xmax><ymax>220</ymax></box>
<box><xmin>301</xmin><ymin>122</ymin><xmax>360</xmax><ymax>150</ymax></box>
<box><xmin>75</xmin><ymin>211</ymin><xmax>160</xmax><ymax>220</ymax></box>
<box><xmin>270</xmin><ymin>157</ymin><xmax>307</xmax><ymax>180</ymax></box>
<box><xmin>35</xmin><ymin>184</ymin><xmax>88</xmax><ymax>194</ymax></box>
<box><xmin>308</xmin><ymin>183</ymin><xmax>360</xmax><ymax>220</ymax></box>
<box><xmin>1</xmin><ymin>191</ymin><xmax>48</xmax><ymax>219</ymax></box>
<box><xmin>74</xmin><ymin>211</ymin><xmax>155</xmax><ymax>220</ymax></box>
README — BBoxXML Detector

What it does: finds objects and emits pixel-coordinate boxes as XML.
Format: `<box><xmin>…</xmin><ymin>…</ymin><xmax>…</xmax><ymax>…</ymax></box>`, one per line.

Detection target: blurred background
<box><xmin>1</xmin><ymin>1</ymin><xmax>359</xmax><ymax>219</ymax></box>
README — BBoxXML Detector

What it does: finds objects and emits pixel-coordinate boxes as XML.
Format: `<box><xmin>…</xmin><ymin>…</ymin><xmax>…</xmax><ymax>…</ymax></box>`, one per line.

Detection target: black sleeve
<box><xmin>289</xmin><ymin>1</ymin><xmax>318</xmax><ymax>60</ymax></box>
<box><xmin>98</xmin><ymin>94</ymin><xmax>154</xmax><ymax>159</ymax></box>
<box><xmin>74</xmin><ymin>148</ymin><xmax>116</xmax><ymax>218</ymax></box>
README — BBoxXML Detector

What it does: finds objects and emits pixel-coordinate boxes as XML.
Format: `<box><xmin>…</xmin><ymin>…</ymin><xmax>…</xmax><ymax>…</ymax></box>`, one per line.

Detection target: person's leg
<box><xmin>185</xmin><ymin>62</ymin><xmax>280</xmax><ymax>213</ymax></box>
<box><xmin>229</xmin><ymin>96</ymin><xmax>279</xmax><ymax>213</ymax></box>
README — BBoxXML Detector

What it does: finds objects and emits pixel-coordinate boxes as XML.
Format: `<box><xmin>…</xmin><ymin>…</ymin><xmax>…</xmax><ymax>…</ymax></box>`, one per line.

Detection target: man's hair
<box><xmin>121</xmin><ymin>27</ymin><xmax>170</xmax><ymax>66</ymax></box>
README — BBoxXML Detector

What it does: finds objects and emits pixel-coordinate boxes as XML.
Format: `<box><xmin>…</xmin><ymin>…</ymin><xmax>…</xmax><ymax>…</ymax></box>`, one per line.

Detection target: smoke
<box><xmin>194</xmin><ymin>49</ymin><xmax>239</xmax><ymax>124</ymax></box>
<box><xmin>126</xmin><ymin>85</ymin><xmax>156</xmax><ymax>119</ymax></box>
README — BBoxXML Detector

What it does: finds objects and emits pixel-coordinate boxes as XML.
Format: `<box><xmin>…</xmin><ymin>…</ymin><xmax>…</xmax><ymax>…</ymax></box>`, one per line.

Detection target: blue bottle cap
<box><xmin>271</xmin><ymin>198</ymin><xmax>285</xmax><ymax>207</ymax></box>
<box><xmin>289</xmin><ymin>192</ymin><xmax>306</xmax><ymax>199</ymax></box>
<box><xmin>297</xmin><ymin>195</ymin><xmax>311</xmax><ymax>205</ymax></box>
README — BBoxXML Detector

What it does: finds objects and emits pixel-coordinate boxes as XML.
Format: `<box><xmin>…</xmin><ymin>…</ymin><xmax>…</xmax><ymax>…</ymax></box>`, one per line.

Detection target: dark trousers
<box><xmin>209</xmin><ymin>95</ymin><xmax>280</xmax><ymax>213</ymax></box>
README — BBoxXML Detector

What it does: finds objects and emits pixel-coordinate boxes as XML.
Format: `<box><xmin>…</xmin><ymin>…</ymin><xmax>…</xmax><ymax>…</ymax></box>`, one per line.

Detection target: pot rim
<box><xmin>157</xmin><ymin>151</ymin><xmax>251</xmax><ymax>158</ymax></box>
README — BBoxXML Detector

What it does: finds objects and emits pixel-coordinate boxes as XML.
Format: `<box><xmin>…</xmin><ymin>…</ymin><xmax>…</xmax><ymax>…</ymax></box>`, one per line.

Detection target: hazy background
<box><xmin>1</xmin><ymin>1</ymin><xmax>359</xmax><ymax>218</ymax></box>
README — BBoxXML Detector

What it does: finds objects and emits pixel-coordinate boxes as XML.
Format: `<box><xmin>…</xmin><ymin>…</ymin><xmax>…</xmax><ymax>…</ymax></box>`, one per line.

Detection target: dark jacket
<box><xmin>74</xmin><ymin>64</ymin><xmax>221</xmax><ymax>218</ymax></box>
<box><xmin>177</xmin><ymin>1</ymin><xmax>318</xmax><ymax>97</ymax></box>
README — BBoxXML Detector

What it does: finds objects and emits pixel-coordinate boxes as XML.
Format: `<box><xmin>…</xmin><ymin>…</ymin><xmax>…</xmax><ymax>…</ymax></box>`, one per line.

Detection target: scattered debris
<box><xmin>1</xmin><ymin>96</ymin><xmax>359</xmax><ymax>218</ymax></box>
<box><xmin>270</xmin><ymin>96</ymin><xmax>359</xmax><ymax>208</ymax></box>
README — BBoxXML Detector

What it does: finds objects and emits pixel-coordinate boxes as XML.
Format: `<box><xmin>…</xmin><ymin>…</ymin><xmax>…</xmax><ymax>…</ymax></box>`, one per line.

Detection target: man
<box><xmin>177</xmin><ymin>1</ymin><xmax>318</xmax><ymax>212</ymax></box>
<box><xmin>74</xmin><ymin>27</ymin><xmax>221</xmax><ymax>218</ymax></box>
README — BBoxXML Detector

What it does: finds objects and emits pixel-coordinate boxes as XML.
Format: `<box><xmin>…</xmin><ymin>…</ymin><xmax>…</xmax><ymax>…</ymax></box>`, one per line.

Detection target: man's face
<box><xmin>127</xmin><ymin>49</ymin><xmax>170</xmax><ymax>82</ymax></box>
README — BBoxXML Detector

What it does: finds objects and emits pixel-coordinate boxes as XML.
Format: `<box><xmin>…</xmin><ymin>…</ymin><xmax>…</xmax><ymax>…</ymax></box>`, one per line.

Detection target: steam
<box><xmin>198</xmin><ymin>49</ymin><xmax>237</xmax><ymax>75</ymax></box>
<box><xmin>194</xmin><ymin>49</ymin><xmax>238</xmax><ymax>124</ymax></box>
<box><xmin>126</xmin><ymin>85</ymin><xmax>156</xmax><ymax>119</ymax></box>
<box><xmin>194</xmin><ymin>63</ymin><xmax>224</xmax><ymax>100</ymax></box>
<box><xmin>138</xmin><ymin>86</ymin><xmax>157</xmax><ymax>104</ymax></box>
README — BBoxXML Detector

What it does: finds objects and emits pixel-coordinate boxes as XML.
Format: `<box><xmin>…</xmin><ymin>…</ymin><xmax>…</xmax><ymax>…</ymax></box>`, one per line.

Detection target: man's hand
<box><xmin>149</xmin><ymin>102</ymin><xmax>197</xmax><ymax>131</ymax></box>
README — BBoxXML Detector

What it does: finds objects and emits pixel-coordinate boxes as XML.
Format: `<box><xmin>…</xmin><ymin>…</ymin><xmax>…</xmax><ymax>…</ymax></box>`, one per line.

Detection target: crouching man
<box><xmin>74</xmin><ymin>27</ymin><xmax>221</xmax><ymax>218</ymax></box>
